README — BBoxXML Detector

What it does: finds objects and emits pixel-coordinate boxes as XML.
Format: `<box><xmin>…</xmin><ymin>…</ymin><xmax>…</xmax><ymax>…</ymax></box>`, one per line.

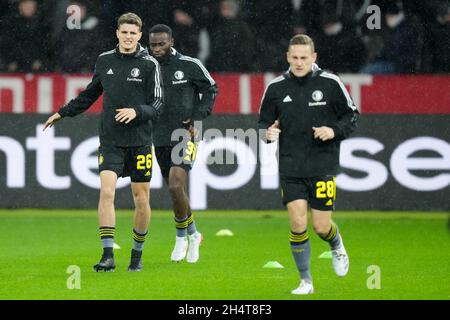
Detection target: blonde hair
<box><xmin>289</xmin><ymin>34</ymin><xmax>315</xmax><ymax>52</ymax></box>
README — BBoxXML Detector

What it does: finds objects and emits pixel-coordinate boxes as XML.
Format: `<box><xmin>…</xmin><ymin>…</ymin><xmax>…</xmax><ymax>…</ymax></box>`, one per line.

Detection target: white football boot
<box><xmin>331</xmin><ymin>235</ymin><xmax>349</xmax><ymax>277</ymax></box>
<box><xmin>171</xmin><ymin>236</ymin><xmax>188</xmax><ymax>262</ymax></box>
<box><xmin>291</xmin><ymin>280</ymin><xmax>314</xmax><ymax>295</ymax></box>
<box><xmin>187</xmin><ymin>232</ymin><xmax>203</xmax><ymax>263</ymax></box>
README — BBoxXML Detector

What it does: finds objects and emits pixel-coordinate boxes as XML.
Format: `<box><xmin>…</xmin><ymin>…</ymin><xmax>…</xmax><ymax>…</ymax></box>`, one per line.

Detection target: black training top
<box><xmin>58</xmin><ymin>43</ymin><xmax>163</xmax><ymax>147</ymax></box>
<box><xmin>152</xmin><ymin>48</ymin><xmax>218</xmax><ymax>147</ymax></box>
<box><xmin>258</xmin><ymin>64</ymin><xmax>359</xmax><ymax>178</ymax></box>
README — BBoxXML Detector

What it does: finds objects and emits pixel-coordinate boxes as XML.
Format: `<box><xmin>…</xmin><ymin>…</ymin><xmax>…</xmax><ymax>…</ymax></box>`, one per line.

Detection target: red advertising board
<box><xmin>0</xmin><ymin>73</ymin><xmax>449</xmax><ymax>114</ymax></box>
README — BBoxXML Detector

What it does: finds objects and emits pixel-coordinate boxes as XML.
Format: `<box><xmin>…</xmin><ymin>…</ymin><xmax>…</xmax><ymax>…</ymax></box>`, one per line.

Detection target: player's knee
<box><xmin>168</xmin><ymin>179</ymin><xmax>185</xmax><ymax>196</ymax></box>
<box><xmin>133</xmin><ymin>189</ymin><xmax>150</xmax><ymax>208</ymax></box>
<box><xmin>99</xmin><ymin>187</ymin><xmax>115</xmax><ymax>203</ymax></box>
<box><xmin>313</xmin><ymin>221</ymin><xmax>331</xmax><ymax>237</ymax></box>
<box><xmin>290</xmin><ymin>218</ymin><xmax>307</xmax><ymax>232</ymax></box>
<box><xmin>168</xmin><ymin>169</ymin><xmax>187</xmax><ymax>192</ymax></box>
<box><xmin>133</xmin><ymin>189</ymin><xmax>149</xmax><ymax>204</ymax></box>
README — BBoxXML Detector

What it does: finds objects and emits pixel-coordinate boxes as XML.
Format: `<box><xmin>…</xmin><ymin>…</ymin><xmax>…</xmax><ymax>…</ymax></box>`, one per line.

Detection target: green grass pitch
<box><xmin>0</xmin><ymin>210</ymin><xmax>448</xmax><ymax>300</ymax></box>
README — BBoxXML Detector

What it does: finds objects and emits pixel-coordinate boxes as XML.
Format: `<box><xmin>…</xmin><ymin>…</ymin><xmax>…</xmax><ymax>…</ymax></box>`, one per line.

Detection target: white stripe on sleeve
<box><xmin>320</xmin><ymin>72</ymin><xmax>357</xmax><ymax>110</ymax></box>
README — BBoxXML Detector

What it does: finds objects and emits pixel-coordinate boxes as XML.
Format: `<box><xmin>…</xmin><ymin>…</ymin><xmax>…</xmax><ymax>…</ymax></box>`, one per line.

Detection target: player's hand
<box><xmin>43</xmin><ymin>112</ymin><xmax>62</xmax><ymax>131</ymax></box>
<box><xmin>182</xmin><ymin>118</ymin><xmax>192</xmax><ymax>128</ymax></box>
<box><xmin>312</xmin><ymin>126</ymin><xmax>335</xmax><ymax>141</ymax></box>
<box><xmin>266</xmin><ymin>120</ymin><xmax>281</xmax><ymax>141</ymax></box>
<box><xmin>182</xmin><ymin>118</ymin><xmax>198</xmax><ymax>139</ymax></box>
<box><xmin>115</xmin><ymin>108</ymin><xmax>137</xmax><ymax>124</ymax></box>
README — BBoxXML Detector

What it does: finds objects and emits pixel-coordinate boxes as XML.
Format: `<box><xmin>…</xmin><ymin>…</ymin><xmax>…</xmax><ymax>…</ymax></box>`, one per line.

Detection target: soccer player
<box><xmin>148</xmin><ymin>24</ymin><xmax>218</xmax><ymax>263</ymax></box>
<box><xmin>43</xmin><ymin>13</ymin><xmax>163</xmax><ymax>272</ymax></box>
<box><xmin>258</xmin><ymin>34</ymin><xmax>359</xmax><ymax>294</ymax></box>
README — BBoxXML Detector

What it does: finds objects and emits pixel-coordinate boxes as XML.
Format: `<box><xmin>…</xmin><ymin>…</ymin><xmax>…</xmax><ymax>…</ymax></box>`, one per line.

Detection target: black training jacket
<box><xmin>258</xmin><ymin>64</ymin><xmax>359</xmax><ymax>178</ymax></box>
<box><xmin>152</xmin><ymin>48</ymin><xmax>218</xmax><ymax>147</ymax></box>
<box><xmin>58</xmin><ymin>44</ymin><xmax>163</xmax><ymax>147</ymax></box>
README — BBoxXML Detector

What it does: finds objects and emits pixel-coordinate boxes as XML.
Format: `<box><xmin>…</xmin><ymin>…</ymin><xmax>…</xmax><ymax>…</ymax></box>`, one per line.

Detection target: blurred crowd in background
<box><xmin>0</xmin><ymin>0</ymin><xmax>448</xmax><ymax>74</ymax></box>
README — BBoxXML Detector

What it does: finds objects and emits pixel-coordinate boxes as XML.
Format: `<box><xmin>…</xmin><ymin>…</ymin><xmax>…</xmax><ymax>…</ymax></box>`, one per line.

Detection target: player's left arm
<box><xmin>134</xmin><ymin>57</ymin><xmax>164</xmax><ymax>121</ymax></box>
<box><xmin>189</xmin><ymin>60</ymin><xmax>218</xmax><ymax>122</ymax></box>
<box><xmin>328</xmin><ymin>79</ymin><xmax>359</xmax><ymax>141</ymax></box>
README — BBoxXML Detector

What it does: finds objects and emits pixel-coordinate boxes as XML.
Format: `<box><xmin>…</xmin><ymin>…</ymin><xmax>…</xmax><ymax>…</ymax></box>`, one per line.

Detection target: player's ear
<box><xmin>137</xmin><ymin>31</ymin><xmax>142</xmax><ymax>41</ymax></box>
<box><xmin>312</xmin><ymin>52</ymin><xmax>317</xmax><ymax>63</ymax></box>
<box><xmin>116</xmin><ymin>29</ymin><xmax>120</xmax><ymax>40</ymax></box>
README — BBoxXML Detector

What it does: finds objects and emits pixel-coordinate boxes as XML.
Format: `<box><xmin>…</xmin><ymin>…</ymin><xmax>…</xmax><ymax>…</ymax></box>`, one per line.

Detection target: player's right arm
<box><xmin>44</xmin><ymin>60</ymin><xmax>104</xmax><ymax>131</ymax></box>
<box><xmin>258</xmin><ymin>85</ymin><xmax>280</xmax><ymax>143</ymax></box>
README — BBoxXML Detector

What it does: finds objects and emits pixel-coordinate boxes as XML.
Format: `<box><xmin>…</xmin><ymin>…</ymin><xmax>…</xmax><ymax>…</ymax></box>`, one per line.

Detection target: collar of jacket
<box><xmin>286</xmin><ymin>66</ymin><xmax>320</xmax><ymax>84</ymax></box>
<box><xmin>158</xmin><ymin>47</ymin><xmax>181</xmax><ymax>65</ymax></box>
<box><xmin>115</xmin><ymin>43</ymin><xmax>146</xmax><ymax>58</ymax></box>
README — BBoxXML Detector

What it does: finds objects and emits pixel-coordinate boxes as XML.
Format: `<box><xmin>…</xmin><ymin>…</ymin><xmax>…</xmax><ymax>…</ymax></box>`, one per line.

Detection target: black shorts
<box><xmin>98</xmin><ymin>145</ymin><xmax>153</xmax><ymax>182</ymax></box>
<box><xmin>280</xmin><ymin>175</ymin><xmax>337</xmax><ymax>211</ymax></box>
<box><xmin>154</xmin><ymin>139</ymin><xmax>198</xmax><ymax>179</ymax></box>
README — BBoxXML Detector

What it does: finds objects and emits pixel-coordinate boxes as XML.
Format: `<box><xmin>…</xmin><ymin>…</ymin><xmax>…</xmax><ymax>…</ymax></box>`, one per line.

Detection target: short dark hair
<box><xmin>289</xmin><ymin>34</ymin><xmax>315</xmax><ymax>52</ymax></box>
<box><xmin>117</xmin><ymin>12</ymin><xmax>142</xmax><ymax>31</ymax></box>
<box><xmin>149</xmin><ymin>24</ymin><xmax>173</xmax><ymax>37</ymax></box>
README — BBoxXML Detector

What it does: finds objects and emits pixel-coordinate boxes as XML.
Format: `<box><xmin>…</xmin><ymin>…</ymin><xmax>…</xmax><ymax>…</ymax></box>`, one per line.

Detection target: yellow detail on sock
<box><xmin>323</xmin><ymin>223</ymin><xmax>337</xmax><ymax>241</ymax></box>
<box><xmin>133</xmin><ymin>235</ymin><xmax>146</xmax><ymax>242</ymax></box>
<box><xmin>175</xmin><ymin>220</ymin><xmax>189</xmax><ymax>229</ymax></box>
<box><xmin>175</xmin><ymin>215</ymin><xmax>193</xmax><ymax>229</ymax></box>
<box><xmin>289</xmin><ymin>231</ymin><xmax>309</xmax><ymax>243</ymax></box>
<box><xmin>99</xmin><ymin>231</ymin><xmax>115</xmax><ymax>236</ymax></box>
